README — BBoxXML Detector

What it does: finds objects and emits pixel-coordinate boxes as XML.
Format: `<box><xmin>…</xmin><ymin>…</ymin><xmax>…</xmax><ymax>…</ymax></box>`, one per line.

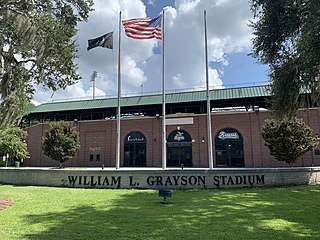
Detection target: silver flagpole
<box><xmin>161</xmin><ymin>10</ymin><xmax>166</xmax><ymax>170</ymax></box>
<box><xmin>204</xmin><ymin>10</ymin><xmax>214</xmax><ymax>169</ymax></box>
<box><xmin>116</xmin><ymin>11</ymin><xmax>122</xmax><ymax>169</ymax></box>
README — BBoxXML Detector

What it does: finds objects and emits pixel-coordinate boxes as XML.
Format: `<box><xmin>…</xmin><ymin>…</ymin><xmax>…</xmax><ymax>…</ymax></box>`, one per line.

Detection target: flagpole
<box><xmin>161</xmin><ymin>10</ymin><xmax>166</xmax><ymax>170</ymax></box>
<box><xmin>116</xmin><ymin>11</ymin><xmax>122</xmax><ymax>169</ymax></box>
<box><xmin>204</xmin><ymin>10</ymin><xmax>214</xmax><ymax>169</ymax></box>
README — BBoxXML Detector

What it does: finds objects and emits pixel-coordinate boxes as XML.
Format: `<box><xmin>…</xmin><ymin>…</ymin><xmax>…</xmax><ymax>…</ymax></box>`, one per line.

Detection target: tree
<box><xmin>261</xmin><ymin>117</ymin><xmax>318</xmax><ymax>164</ymax></box>
<box><xmin>0</xmin><ymin>0</ymin><xmax>93</xmax><ymax>127</ymax></box>
<box><xmin>250</xmin><ymin>0</ymin><xmax>320</xmax><ymax>120</ymax></box>
<box><xmin>42</xmin><ymin>121</ymin><xmax>80</xmax><ymax>168</ymax></box>
<box><xmin>0</xmin><ymin>127</ymin><xmax>29</xmax><ymax>166</ymax></box>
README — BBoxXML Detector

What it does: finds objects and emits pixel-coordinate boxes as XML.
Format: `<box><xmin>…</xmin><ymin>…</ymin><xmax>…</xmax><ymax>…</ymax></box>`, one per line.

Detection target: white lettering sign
<box><xmin>89</xmin><ymin>147</ymin><xmax>101</xmax><ymax>151</ymax></box>
<box><xmin>218</xmin><ymin>131</ymin><xmax>239</xmax><ymax>140</ymax></box>
<box><xmin>127</xmin><ymin>136</ymin><xmax>144</xmax><ymax>142</ymax></box>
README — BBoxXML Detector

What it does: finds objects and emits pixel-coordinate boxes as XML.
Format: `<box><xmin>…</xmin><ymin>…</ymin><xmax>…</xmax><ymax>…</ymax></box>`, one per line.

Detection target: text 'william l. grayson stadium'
<box><xmin>65</xmin><ymin>174</ymin><xmax>265</xmax><ymax>188</ymax></box>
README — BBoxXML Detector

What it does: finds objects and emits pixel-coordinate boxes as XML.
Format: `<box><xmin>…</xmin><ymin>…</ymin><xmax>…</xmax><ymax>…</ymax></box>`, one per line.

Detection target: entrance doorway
<box><xmin>167</xmin><ymin>130</ymin><xmax>193</xmax><ymax>167</ymax></box>
<box><xmin>124</xmin><ymin>131</ymin><xmax>146</xmax><ymax>167</ymax></box>
<box><xmin>215</xmin><ymin>128</ymin><xmax>244</xmax><ymax>167</ymax></box>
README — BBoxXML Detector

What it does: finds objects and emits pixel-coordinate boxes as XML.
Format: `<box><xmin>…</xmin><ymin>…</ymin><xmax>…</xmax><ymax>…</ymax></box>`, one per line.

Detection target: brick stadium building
<box><xmin>23</xmin><ymin>85</ymin><xmax>320</xmax><ymax>168</ymax></box>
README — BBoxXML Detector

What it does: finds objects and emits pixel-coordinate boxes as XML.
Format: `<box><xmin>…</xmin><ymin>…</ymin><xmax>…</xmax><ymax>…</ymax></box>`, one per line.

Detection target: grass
<box><xmin>0</xmin><ymin>184</ymin><xmax>320</xmax><ymax>240</ymax></box>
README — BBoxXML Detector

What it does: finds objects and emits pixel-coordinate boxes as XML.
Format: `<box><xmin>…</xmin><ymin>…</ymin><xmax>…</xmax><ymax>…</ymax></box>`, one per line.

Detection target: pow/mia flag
<box><xmin>87</xmin><ymin>31</ymin><xmax>113</xmax><ymax>51</ymax></box>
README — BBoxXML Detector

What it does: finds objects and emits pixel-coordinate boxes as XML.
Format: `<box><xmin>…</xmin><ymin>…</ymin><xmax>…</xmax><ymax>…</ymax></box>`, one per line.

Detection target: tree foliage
<box><xmin>0</xmin><ymin>0</ymin><xmax>93</xmax><ymax>127</ymax></box>
<box><xmin>0</xmin><ymin>127</ymin><xmax>29</xmax><ymax>161</ymax></box>
<box><xmin>250</xmin><ymin>0</ymin><xmax>320</xmax><ymax>120</ymax></box>
<box><xmin>42</xmin><ymin>121</ymin><xmax>80</xmax><ymax>167</ymax></box>
<box><xmin>262</xmin><ymin>117</ymin><xmax>318</xmax><ymax>164</ymax></box>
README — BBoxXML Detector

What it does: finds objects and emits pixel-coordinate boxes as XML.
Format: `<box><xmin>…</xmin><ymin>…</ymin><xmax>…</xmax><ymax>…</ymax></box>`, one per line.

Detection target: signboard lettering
<box><xmin>218</xmin><ymin>131</ymin><xmax>240</xmax><ymax>140</ymax></box>
<box><xmin>127</xmin><ymin>136</ymin><xmax>144</xmax><ymax>142</ymax></box>
<box><xmin>89</xmin><ymin>147</ymin><xmax>101</xmax><ymax>151</ymax></box>
<box><xmin>64</xmin><ymin>174</ymin><xmax>265</xmax><ymax>188</ymax></box>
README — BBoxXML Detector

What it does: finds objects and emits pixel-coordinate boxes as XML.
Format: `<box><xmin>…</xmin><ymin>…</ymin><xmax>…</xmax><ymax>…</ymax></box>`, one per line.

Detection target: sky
<box><xmin>32</xmin><ymin>0</ymin><xmax>270</xmax><ymax>105</ymax></box>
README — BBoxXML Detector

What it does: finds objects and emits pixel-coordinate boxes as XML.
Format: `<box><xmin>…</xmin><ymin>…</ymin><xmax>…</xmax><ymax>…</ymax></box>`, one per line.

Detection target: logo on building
<box><xmin>127</xmin><ymin>136</ymin><xmax>145</xmax><ymax>142</ymax></box>
<box><xmin>218</xmin><ymin>131</ymin><xmax>239</xmax><ymax>140</ymax></box>
<box><xmin>174</xmin><ymin>131</ymin><xmax>185</xmax><ymax>141</ymax></box>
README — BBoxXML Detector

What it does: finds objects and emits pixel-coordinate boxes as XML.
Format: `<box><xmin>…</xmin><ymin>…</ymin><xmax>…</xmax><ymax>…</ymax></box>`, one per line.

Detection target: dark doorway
<box><xmin>215</xmin><ymin>128</ymin><xmax>244</xmax><ymax>167</ymax></box>
<box><xmin>124</xmin><ymin>131</ymin><xmax>146</xmax><ymax>167</ymax></box>
<box><xmin>167</xmin><ymin>130</ymin><xmax>193</xmax><ymax>167</ymax></box>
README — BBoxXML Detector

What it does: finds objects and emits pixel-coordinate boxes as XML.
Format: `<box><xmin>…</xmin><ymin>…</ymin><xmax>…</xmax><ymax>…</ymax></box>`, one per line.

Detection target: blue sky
<box><xmin>216</xmin><ymin>52</ymin><xmax>269</xmax><ymax>87</ymax></box>
<box><xmin>32</xmin><ymin>0</ymin><xmax>270</xmax><ymax>104</ymax></box>
<box><xmin>143</xmin><ymin>0</ymin><xmax>175</xmax><ymax>16</ymax></box>
<box><xmin>141</xmin><ymin>0</ymin><xmax>269</xmax><ymax>87</ymax></box>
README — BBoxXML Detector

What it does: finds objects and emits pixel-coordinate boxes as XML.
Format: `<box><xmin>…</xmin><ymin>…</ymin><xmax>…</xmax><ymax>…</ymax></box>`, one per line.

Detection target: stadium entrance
<box><xmin>124</xmin><ymin>131</ymin><xmax>147</xmax><ymax>167</ymax></box>
<box><xmin>167</xmin><ymin>130</ymin><xmax>193</xmax><ymax>167</ymax></box>
<box><xmin>215</xmin><ymin>128</ymin><xmax>244</xmax><ymax>167</ymax></box>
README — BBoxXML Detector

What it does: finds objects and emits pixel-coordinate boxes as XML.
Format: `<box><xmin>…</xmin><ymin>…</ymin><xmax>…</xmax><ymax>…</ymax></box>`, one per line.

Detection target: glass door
<box><xmin>215</xmin><ymin>128</ymin><xmax>244</xmax><ymax>167</ymax></box>
<box><xmin>167</xmin><ymin>143</ymin><xmax>192</xmax><ymax>167</ymax></box>
<box><xmin>124</xmin><ymin>131</ymin><xmax>147</xmax><ymax>167</ymax></box>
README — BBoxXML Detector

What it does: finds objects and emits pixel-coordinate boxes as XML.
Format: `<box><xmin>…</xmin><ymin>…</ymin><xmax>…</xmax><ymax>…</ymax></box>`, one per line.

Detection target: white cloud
<box><xmin>32</xmin><ymin>0</ymin><xmax>254</xmax><ymax>104</ymax></box>
<box><xmin>122</xmin><ymin>56</ymin><xmax>147</xmax><ymax>88</ymax></box>
<box><xmin>85</xmin><ymin>86</ymin><xmax>106</xmax><ymax>98</ymax></box>
<box><xmin>209</xmin><ymin>68</ymin><xmax>223</xmax><ymax>89</ymax></box>
<box><xmin>165</xmin><ymin>0</ymin><xmax>253</xmax><ymax>89</ymax></box>
<box><xmin>147</xmin><ymin>0</ymin><xmax>156</xmax><ymax>7</ymax></box>
<box><xmin>32</xmin><ymin>82</ymin><xmax>85</xmax><ymax>105</ymax></box>
<box><xmin>172</xmin><ymin>73</ymin><xmax>184</xmax><ymax>88</ymax></box>
<box><xmin>176</xmin><ymin>0</ymin><xmax>201</xmax><ymax>14</ymax></box>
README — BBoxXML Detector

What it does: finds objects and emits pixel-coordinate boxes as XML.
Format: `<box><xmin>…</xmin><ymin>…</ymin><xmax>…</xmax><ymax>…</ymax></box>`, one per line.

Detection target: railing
<box><xmin>49</xmin><ymin>80</ymin><xmax>270</xmax><ymax>103</ymax></box>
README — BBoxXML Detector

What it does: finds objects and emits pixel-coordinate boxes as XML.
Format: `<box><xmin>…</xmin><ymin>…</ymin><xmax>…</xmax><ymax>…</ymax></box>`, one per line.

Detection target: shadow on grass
<box><xmin>22</xmin><ymin>186</ymin><xmax>320</xmax><ymax>240</ymax></box>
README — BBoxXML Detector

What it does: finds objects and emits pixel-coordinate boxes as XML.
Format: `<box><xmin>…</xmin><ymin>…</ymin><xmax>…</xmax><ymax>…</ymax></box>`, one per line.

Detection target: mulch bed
<box><xmin>0</xmin><ymin>198</ymin><xmax>15</xmax><ymax>211</ymax></box>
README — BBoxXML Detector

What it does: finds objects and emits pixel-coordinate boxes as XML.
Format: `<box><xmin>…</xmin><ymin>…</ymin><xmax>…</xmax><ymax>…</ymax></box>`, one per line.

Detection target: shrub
<box><xmin>42</xmin><ymin>121</ymin><xmax>80</xmax><ymax>168</ymax></box>
<box><xmin>0</xmin><ymin>127</ymin><xmax>29</xmax><ymax>165</ymax></box>
<box><xmin>262</xmin><ymin>117</ymin><xmax>318</xmax><ymax>164</ymax></box>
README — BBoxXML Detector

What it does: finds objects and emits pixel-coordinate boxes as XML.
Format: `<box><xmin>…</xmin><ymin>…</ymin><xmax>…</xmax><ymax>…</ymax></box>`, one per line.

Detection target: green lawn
<box><xmin>0</xmin><ymin>184</ymin><xmax>319</xmax><ymax>240</ymax></box>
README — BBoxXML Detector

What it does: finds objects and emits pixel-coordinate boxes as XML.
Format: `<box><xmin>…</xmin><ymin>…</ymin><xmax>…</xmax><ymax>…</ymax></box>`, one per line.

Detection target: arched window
<box><xmin>215</xmin><ymin>128</ymin><xmax>244</xmax><ymax>167</ymax></box>
<box><xmin>167</xmin><ymin>130</ymin><xmax>193</xmax><ymax>167</ymax></box>
<box><xmin>124</xmin><ymin>131</ymin><xmax>146</xmax><ymax>167</ymax></box>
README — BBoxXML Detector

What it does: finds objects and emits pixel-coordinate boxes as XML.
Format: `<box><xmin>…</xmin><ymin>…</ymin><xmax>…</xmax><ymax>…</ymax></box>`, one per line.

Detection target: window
<box><xmin>81</xmin><ymin>113</ymin><xmax>92</xmax><ymax>120</ymax></box>
<box><xmin>92</xmin><ymin>112</ymin><xmax>104</xmax><ymax>120</ymax></box>
<box><xmin>89</xmin><ymin>154</ymin><xmax>94</xmax><ymax>161</ymax></box>
<box><xmin>96</xmin><ymin>154</ymin><xmax>101</xmax><ymax>161</ymax></box>
<box><xmin>315</xmin><ymin>149</ymin><xmax>320</xmax><ymax>155</ymax></box>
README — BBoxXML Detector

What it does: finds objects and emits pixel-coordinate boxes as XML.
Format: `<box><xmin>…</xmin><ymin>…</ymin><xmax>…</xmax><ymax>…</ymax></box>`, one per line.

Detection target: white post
<box><xmin>116</xmin><ymin>11</ymin><xmax>122</xmax><ymax>169</ymax></box>
<box><xmin>93</xmin><ymin>78</ymin><xmax>96</xmax><ymax>99</ymax></box>
<box><xmin>90</xmin><ymin>71</ymin><xmax>97</xmax><ymax>100</ymax></box>
<box><xmin>204</xmin><ymin>10</ymin><xmax>214</xmax><ymax>169</ymax></box>
<box><xmin>161</xmin><ymin>10</ymin><xmax>166</xmax><ymax>170</ymax></box>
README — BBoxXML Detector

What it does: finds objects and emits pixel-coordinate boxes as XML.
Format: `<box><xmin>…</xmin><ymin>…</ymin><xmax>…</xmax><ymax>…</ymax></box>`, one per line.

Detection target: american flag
<box><xmin>122</xmin><ymin>15</ymin><xmax>161</xmax><ymax>40</ymax></box>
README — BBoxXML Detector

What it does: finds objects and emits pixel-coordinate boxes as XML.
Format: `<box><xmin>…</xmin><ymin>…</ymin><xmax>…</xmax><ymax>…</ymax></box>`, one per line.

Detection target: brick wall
<box><xmin>25</xmin><ymin>108</ymin><xmax>320</xmax><ymax>168</ymax></box>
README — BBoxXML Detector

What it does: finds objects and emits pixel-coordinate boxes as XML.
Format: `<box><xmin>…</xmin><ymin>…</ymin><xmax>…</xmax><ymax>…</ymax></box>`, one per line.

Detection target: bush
<box><xmin>262</xmin><ymin>117</ymin><xmax>318</xmax><ymax>164</ymax></box>
<box><xmin>0</xmin><ymin>127</ymin><xmax>29</xmax><ymax>163</ymax></box>
<box><xmin>42</xmin><ymin>121</ymin><xmax>80</xmax><ymax>168</ymax></box>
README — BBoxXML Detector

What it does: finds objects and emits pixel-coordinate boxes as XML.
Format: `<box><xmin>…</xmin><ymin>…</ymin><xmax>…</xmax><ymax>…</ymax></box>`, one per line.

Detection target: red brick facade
<box><xmin>25</xmin><ymin>108</ymin><xmax>320</xmax><ymax>168</ymax></box>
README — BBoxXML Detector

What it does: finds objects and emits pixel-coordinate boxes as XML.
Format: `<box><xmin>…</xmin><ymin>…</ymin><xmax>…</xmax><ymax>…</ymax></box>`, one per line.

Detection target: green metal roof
<box><xmin>27</xmin><ymin>85</ymin><xmax>271</xmax><ymax>114</ymax></box>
